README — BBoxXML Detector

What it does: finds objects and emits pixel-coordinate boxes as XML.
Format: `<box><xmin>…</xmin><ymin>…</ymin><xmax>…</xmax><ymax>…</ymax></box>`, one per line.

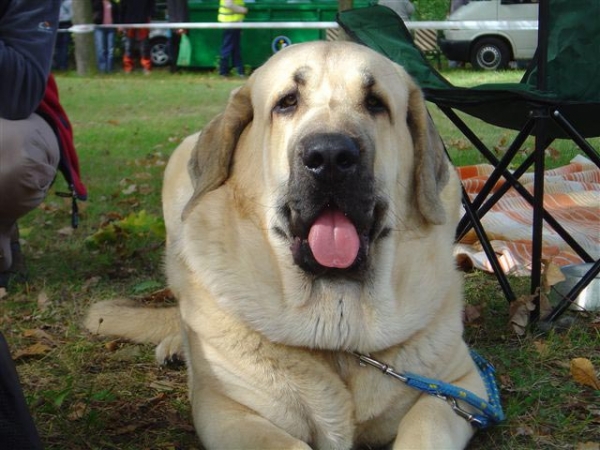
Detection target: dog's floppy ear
<box><xmin>183</xmin><ymin>83</ymin><xmax>253</xmax><ymax>217</ymax></box>
<box><xmin>407</xmin><ymin>80</ymin><xmax>450</xmax><ymax>225</ymax></box>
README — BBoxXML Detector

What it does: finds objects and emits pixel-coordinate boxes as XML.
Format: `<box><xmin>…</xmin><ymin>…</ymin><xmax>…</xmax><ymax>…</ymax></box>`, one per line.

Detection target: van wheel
<box><xmin>150</xmin><ymin>37</ymin><xmax>170</xmax><ymax>67</ymax></box>
<box><xmin>471</xmin><ymin>38</ymin><xmax>510</xmax><ymax>70</ymax></box>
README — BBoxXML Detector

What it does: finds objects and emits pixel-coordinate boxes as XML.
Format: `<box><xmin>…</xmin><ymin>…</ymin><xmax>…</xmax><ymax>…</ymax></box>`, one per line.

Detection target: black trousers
<box><xmin>0</xmin><ymin>332</ymin><xmax>43</xmax><ymax>449</ymax></box>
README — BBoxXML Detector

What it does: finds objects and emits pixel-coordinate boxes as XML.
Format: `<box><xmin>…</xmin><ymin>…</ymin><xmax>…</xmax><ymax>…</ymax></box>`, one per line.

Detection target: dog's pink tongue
<box><xmin>308</xmin><ymin>209</ymin><xmax>360</xmax><ymax>269</ymax></box>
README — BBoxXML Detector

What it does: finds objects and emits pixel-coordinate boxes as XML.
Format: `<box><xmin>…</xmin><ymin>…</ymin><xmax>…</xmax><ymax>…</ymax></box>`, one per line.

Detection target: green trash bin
<box><xmin>187</xmin><ymin>0</ymin><xmax>372</xmax><ymax>70</ymax></box>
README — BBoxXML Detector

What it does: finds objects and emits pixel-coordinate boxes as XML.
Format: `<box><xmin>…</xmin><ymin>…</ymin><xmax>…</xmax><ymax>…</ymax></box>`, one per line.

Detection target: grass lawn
<box><xmin>1</xmin><ymin>66</ymin><xmax>598</xmax><ymax>450</ymax></box>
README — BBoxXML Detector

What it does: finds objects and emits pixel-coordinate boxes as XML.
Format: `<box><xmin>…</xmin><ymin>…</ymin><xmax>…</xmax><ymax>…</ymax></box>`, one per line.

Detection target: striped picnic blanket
<box><xmin>454</xmin><ymin>155</ymin><xmax>600</xmax><ymax>276</ymax></box>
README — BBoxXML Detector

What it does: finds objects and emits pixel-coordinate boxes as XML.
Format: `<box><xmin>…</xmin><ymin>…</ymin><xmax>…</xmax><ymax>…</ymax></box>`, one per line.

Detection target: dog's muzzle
<box><xmin>282</xmin><ymin>132</ymin><xmax>384</xmax><ymax>277</ymax></box>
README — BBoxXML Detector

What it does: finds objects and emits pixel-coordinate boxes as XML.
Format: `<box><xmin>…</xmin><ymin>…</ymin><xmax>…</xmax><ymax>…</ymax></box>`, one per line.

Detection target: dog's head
<box><xmin>186</xmin><ymin>41</ymin><xmax>450</xmax><ymax>279</ymax></box>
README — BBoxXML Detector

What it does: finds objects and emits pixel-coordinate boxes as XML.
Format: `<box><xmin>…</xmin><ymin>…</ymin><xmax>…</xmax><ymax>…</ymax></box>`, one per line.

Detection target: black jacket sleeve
<box><xmin>0</xmin><ymin>1</ymin><xmax>61</xmax><ymax>120</ymax></box>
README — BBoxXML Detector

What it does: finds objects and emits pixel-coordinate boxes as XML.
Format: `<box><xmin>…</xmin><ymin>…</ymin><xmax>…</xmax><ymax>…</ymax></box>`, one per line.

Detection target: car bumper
<box><xmin>438</xmin><ymin>39</ymin><xmax>471</xmax><ymax>62</ymax></box>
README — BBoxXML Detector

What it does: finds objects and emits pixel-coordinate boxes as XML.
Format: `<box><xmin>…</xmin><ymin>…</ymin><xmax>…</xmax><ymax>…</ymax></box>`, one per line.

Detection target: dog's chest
<box><xmin>325</xmin><ymin>353</ymin><xmax>416</xmax><ymax>424</ymax></box>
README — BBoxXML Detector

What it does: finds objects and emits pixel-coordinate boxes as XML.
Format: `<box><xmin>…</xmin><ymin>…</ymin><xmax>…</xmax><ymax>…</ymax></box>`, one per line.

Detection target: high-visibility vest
<box><xmin>218</xmin><ymin>0</ymin><xmax>245</xmax><ymax>23</ymax></box>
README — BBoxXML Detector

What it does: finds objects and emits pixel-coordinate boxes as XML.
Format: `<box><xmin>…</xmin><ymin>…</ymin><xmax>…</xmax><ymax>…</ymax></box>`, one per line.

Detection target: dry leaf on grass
<box><xmin>570</xmin><ymin>358</ymin><xmax>600</xmax><ymax>390</ymax></box>
<box><xmin>464</xmin><ymin>304</ymin><xmax>483</xmax><ymax>325</ymax></box>
<box><xmin>57</xmin><ymin>226</ymin><xmax>74</xmax><ymax>236</ymax></box>
<box><xmin>13</xmin><ymin>342</ymin><xmax>52</xmax><ymax>360</ymax></box>
<box><xmin>541</xmin><ymin>259</ymin><xmax>565</xmax><ymax>294</ymax></box>
<box><xmin>68</xmin><ymin>401</ymin><xmax>88</xmax><ymax>421</ymax></box>
<box><xmin>37</xmin><ymin>291</ymin><xmax>51</xmax><ymax>311</ymax></box>
<box><xmin>571</xmin><ymin>358</ymin><xmax>600</xmax><ymax>390</ymax></box>
<box><xmin>533</xmin><ymin>340</ymin><xmax>549</xmax><ymax>357</ymax></box>
<box><xmin>509</xmin><ymin>294</ymin><xmax>536</xmax><ymax>336</ymax></box>
<box><xmin>546</xmin><ymin>146</ymin><xmax>561</xmax><ymax>161</ymax></box>
<box><xmin>23</xmin><ymin>328</ymin><xmax>56</xmax><ymax>344</ymax></box>
<box><xmin>576</xmin><ymin>443</ymin><xmax>600</xmax><ymax>450</ymax></box>
<box><xmin>121</xmin><ymin>184</ymin><xmax>137</xmax><ymax>195</ymax></box>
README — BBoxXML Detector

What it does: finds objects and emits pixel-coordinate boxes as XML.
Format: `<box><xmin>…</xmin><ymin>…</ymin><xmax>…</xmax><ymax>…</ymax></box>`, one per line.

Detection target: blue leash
<box><xmin>353</xmin><ymin>349</ymin><xmax>505</xmax><ymax>429</ymax></box>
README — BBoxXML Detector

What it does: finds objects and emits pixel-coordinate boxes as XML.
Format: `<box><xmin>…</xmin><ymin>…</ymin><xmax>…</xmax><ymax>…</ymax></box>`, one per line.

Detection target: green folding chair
<box><xmin>337</xmin><ymin>1</ymin><xmax>600</xmax><ymax>323</ymax></box>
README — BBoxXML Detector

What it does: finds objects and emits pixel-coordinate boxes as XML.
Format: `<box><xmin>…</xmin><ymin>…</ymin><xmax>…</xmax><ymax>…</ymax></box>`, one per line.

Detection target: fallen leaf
<box><xmin>541</xmin><ymin>259</ymin><xmax>565</xmax><ymax>293</ymax></box>
<box><xmin>448</xmin><ymin>138</ymin><xmax>471</xmax><ymax>151</ymax></box>
<box><xmin>576</xmin><ymin>443</ymin><xmax>600</xmax><ymax>450</ymax></box>
<box><xmin>13</xmin><ymin>343</ymin><xmax>52</xmax><ymax>360</ymax></box>
<box><xmin>105</xmin><ymin>340</ymin><xmax>120</xmax><ymax>352</ymax></box>
<box><xmin>138</xmin><ymin>288</ymin><xmax>175</xmax><ymax>306</ymax></box>
<box><xmin>464</xmin><ymin>303</ymin><xmax>483</xmax><ymax>325</ymax></box>
<box><xmin>570</xmin><ymin>358</ymin><xmax>600</xmax><ymax>390</ymax></box>
<box><xmin>23</xmin><ymin>328</ymin><xmax>55</xmax><ymax>344</ymax></box>
<box><xmin>68</xmin><ymin>401</ymin><xmax>87</xmax><ymax>421</ymax></box>
<box><xmin>81</xmin><ymin>276</ymin><xmax>101</xmax><ymax>292</ymax></box>
<box><xmin>546</xmin><ymin>146</ymin><xmax>561</xmax><ymax>161</ymax></box>
<box><xmin>149</xmin><ymin>380</ymin><xmax>176</xmax><ymax>392</ymax></box>
<box><xmin>57</xmin><ymin>226</ymin><xmax>74</xmax><ymax>236</ymax></box>
<box><xmin>509</xmin><ymin>294</ymin><xmax>536</xmax><ymax>336</ymax></box>
<box><xmin>122</xmin><ymin>184</ymin><xmax>137</xmax><ymax>195</ymax></box>
<box><xmin>499</xmin><ymin>374</ymin><xmax>515</xmax><ymax>391</ymax></box>
<box><xmin>533</xmin><ymin>340</ymin><xmax>549</xmax><ymax>357</ymax></box>
<box><xmin>37</xmin><ymin>291</ymin><xmax>51</xmax><ymax>311</ymax></box>
<box><xmin>513</xmin><ymin>424</ymin><xmax>535</xmax><ymax>436</ymax></box>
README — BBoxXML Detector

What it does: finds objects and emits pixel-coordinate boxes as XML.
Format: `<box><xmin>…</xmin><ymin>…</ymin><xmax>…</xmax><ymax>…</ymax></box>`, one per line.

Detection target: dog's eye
<box><xmin>365</xmin><ymin>94</ymin><xmax>386</xmax><ymax>114</ymax></box>
<box><xmin>274</xmin><ymin>93</ymin><xmax>298</xmax><ymax>113</ymax></box>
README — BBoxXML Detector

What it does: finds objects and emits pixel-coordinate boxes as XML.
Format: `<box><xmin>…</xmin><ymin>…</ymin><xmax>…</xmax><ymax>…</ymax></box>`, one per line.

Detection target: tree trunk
<box><xmin>71</xmin><ymin>0</ymin><xmax>97</xmax><ymax>75</ymax></box>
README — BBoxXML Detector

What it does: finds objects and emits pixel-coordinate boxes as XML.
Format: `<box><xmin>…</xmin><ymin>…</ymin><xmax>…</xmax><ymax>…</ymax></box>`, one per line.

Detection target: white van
<box><xmin>438</xmin><ymin>0</ymin><xmax>538</xmax><ymax>70</ymax></box>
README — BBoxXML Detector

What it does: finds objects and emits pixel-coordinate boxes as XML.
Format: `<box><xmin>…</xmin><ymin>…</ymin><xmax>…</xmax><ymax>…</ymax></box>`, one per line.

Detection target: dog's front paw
<box><xmin>155</xmin><ymin>333</ymin><xmax>184</xmax><ymax>366</ymax></box>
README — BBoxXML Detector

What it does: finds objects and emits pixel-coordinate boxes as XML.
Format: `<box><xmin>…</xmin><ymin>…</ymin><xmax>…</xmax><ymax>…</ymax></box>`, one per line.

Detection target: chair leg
<box><xmin>461</xmin><ymin>187</ymin><xmax>517</xmax><ymax>303</ymax></box>
<box><xmin>529</xmin><ymin>112</ymin><xmax>550</xmax><ymax>322</ymax></box>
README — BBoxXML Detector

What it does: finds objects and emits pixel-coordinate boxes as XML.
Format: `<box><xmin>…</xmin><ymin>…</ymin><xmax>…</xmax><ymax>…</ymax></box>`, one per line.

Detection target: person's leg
<box><xmin>94</xmin><ymin>28</ymin><xmax>106</xmax><ymax>72</ymax></box>
<box><xmin>123</xmin><ymin>29</ymin><xmax>135</xmax><ymax>73</ymax></box>
<box><xmin>0</xmin><ymin>115</ymin><xmax>59</xmax><ymax>272</ymax></box>
<box><xmin>106</xmin><ymin>29</ymin><xmax>116</xmax><ymax>73</ymax></box>
<box><xmin>231</xmin><ymin>29</ymin><xmax>244</xmax><ymax>76</ymax></box>
<box><xmin>170</xmin><ymin>32</ymin><xmax>182</xmax><ymax>73</ymax></box>
<box><xmin>139</xmin><ymin>29</ymin><xmax>152</xmax><ymax>73</ymax></box>
<box><xmin>0</xmin><ymin>332</ymin><xmax>43</xmax><ymax>449</ymax></box>
<box><xmin>219</xmin><ymin>29</ymin><xmax>235</xmax><ymax>76</ymax></box>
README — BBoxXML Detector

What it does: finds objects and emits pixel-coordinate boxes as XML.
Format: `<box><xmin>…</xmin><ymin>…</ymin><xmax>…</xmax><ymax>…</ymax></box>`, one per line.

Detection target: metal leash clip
<box><xmin>437</xmin><ymin>395</ymin><xmax>485</xmax><ymax>428</ymax></box>
<box><xmin>353</xmin><ymin>353</ymin><xmax>408</xmax><ymax>383</ymax></box>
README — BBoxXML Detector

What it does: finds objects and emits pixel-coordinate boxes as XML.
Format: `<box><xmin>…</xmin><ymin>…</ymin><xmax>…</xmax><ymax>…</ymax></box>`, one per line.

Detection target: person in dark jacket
<box><xmin>0</xmin><ymin>1</ymin><xmax>87</xmax><ymax>287</ymax></box>
<box><xmin>0</xmin><ymin>3</ymin><xmax>62</xmax><ymax>448</ymax></box>
<box><xmin>167</xmin><ymin>0</ymin><xmax>189</xmax><ymax>73</ymax></box>
<box><xmin>120</xmin><ymin>0</ymin><xmax>155</xmax><ymax>73</ymax></box>
<box><xmin>91</xmin><ymin>0</ymin><xmax>121</xmax><ymax>73</ymax></box>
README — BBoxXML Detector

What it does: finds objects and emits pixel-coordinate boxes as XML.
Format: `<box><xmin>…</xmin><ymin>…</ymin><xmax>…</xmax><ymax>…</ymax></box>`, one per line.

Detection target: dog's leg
<box><xmin>391</xmin><ymin>369</ymin><xmax>483</xmax><ymax>450</ymax></box>
<box><xmin>84</xmin><ymin>300</ymin><xmax>183</xmax><ymax>363</ymax></box>
<box><xmin>155</xmin><ymin>332</ymin><xmax>183</xmax><ymax>365</ymax></box>
<box><xmin>192</xmin><ymin>388</ymin><xmax>313</xmax><ymax>450</ymax></box>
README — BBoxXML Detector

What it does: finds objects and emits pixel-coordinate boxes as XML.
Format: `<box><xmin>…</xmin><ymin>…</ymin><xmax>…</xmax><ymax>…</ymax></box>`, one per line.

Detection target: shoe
<box><xmin>0</xmin><ymin>225</ymin><xmax>27</xmax><ymax>290</ymax></box>
<box><xmin>0</xmin><ymin>271</ymin><xmax>8</xmax><ymax>289</ymax></box>
<box><xmin>0</xmin><ymin>227</ymin><xmax>12</xmax><ymax>273</ymax></box>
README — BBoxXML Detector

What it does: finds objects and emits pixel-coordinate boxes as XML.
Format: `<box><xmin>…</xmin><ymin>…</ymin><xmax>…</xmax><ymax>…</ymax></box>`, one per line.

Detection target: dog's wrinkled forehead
<box><xmin>250</xmin><ymin>41</ymin><xmax>411</xmax><ymax>118</ymax></box>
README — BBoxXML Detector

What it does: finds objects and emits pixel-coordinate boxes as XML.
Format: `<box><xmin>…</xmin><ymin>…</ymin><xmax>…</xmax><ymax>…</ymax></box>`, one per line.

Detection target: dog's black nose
<box><xmin>301</xmin><ymin>133</ymin><xmax>359</xmax><ymax>181</ymax></box>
